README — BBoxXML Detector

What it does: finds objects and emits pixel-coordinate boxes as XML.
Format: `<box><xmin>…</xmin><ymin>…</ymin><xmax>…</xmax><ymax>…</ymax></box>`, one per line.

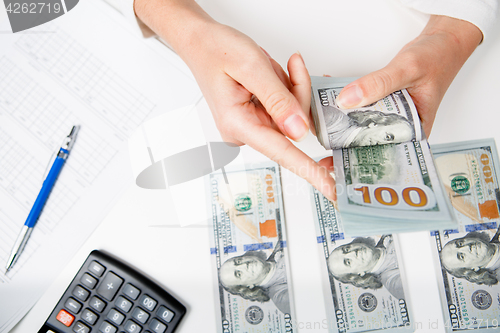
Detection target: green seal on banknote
<box><xmin>471</xmin><ymin>290</ymin><xmax>492</xmax><ymax>310</ymax></box>
<box><xmin>358</xmin><ymin>293</ymin><xmax>377</xmax><ymax>312</ymax></box>
<box><xmin>245</xmin><ymin>306</ymin><xmax>264</xmax><ymax>325</ymax></box>
<box><xmin>234</xmin><ymin>194</ymin><xmax>252</xmax><ymax>212</ymax></box>
<box><xmin>450</xmin><ymin>175</ymin><xmax>470</xmax><ymax>194</ymax></box>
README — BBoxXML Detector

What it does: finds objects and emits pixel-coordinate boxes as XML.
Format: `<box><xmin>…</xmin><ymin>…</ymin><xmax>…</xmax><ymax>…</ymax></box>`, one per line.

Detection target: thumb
<box><xmin>336</xmin><ymin>63</ymin><xmax>411</xmax><ymax>109</ymax></box>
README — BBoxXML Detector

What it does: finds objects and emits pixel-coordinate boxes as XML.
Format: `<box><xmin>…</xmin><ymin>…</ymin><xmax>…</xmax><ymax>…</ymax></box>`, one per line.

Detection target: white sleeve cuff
<box><xmin>400</xmin><ymin>0</ymin><xmax>498</xmax><ymax>41</ymax></box>
<box><xmin>103</xmin><ymin>0</ymin><xmax>156</xmax><ymax>38</ymax></box>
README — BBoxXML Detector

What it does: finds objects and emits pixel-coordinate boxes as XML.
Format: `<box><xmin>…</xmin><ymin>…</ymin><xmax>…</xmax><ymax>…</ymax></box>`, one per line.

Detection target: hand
<box><xmin>134</xmin><ymin>0</ymin><xmax>337</xmax><ymax>201</ymax></box>
<box><xmin>336</xmin><ymin>15</ymin><xmax>482</xmax><ymax>137</ymax></box>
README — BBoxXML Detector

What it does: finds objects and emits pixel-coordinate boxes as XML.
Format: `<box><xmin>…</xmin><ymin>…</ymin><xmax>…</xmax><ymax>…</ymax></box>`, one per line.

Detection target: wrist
<box><xmin>133</xmin><ymin>0</ymin><xmax>215</xmax><ymax>56</ymax></box>
<box><xmin>422</xmin><ymin>15</ymin><xmax>482</xmax><ymax>60</ymax></box>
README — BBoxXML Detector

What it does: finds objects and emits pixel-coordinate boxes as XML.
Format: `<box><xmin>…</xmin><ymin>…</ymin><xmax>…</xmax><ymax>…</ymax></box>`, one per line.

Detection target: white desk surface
<box><xmin>11</xmin><ymin>0</ymin><xmax>500</xmax><ymax>332</ymax></box>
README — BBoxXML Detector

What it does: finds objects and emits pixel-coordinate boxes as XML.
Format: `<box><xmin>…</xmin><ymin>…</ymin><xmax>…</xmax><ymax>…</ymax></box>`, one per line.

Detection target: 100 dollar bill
<box><xmin>431</xmin><ymin>139</ymin><xmax>500</xmax><ymax>333</ymax></box>
<box><xmin>310</xmin><ymin>76</ymin><xmax>423</xmax><ymax>150</ymax></box>
<box><xmin>333</xmin><ymin>140</ymin><xmax>456</xmax><ymax>235</ymax></box>
<box><xmin>311</xmin><ymin>186</ymin><xmax>413</xmax><ymax>333</ymax></box>
<box><xmin>209</xmin><ymin>165</ymin><xmax>294</xmax><ymax>333</ymax></box>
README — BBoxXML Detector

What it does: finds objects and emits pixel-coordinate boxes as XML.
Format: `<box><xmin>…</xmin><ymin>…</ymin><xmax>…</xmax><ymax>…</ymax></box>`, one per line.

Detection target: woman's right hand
<box><xmin>135</xmin><ymin>0</ymin><xmax>337</xmax><ymax>201</ymax></box>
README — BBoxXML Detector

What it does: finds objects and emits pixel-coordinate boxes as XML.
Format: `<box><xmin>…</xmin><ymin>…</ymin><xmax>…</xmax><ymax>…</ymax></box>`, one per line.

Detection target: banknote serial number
<box><xmin>5</xmin><ymin>3</ymin><xmax>62</xmax><ymax>14</ymax></box>
<box><xmin>445</xmin><ymin>318</ymin><xmax>499</xmax><ymax>330</ymax></box>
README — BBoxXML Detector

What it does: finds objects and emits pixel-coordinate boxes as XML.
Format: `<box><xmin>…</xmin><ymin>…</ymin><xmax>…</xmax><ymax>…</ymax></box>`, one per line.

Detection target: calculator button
<box><xmin>81</xmin><ymin>308</ymin><xmax>99</xmax><ymax>325</ymax></box>
<box><xmin>139</xmin><ymin>295</ymin><xmax>157</xmax><ymax>311</ymax></box>
<box><xmin>122</xmin><ymin>283</ymin><xmax>141</xmax><ymax>300</ymax></box>
<box><xmin>72</xmin><ymin>285</ymin><xmax>90</xmax><ymax>301</ymax></box>
<box><xmin>107</xmin><ymin>309</ymin><xmax>125</xmax><ymax>325</ymax></box>
<box><xmin>65</xmin><ymin>297</ymin><xmax>82</xmax><ymax>314</ymax></box>
<box><xmin>90</xmin><ymin>296</ymin><xmax>107</xmax><ymax>313</ymax></box>
<box><xmin>88</xmin><ymin>260</ymin><xmax>106</xmax><ymax>277</ymax></box>
<box><xmin>115</xmin><ymin>296</ymin><xmax>133</xmax><ymax>313</ymax></box>
<box><xmin>124</xmin><ymin>320</ymin><xmax>142</xmax><ymax>333</ymax></box>
<box><xmin>131</xmin><ymin>307</ymin><xmax>150</xmax><ymax>324</ymax></box>
<box><xmin>56</xmin><ymin>309</ymin><xmax>75</xmax><ymax>327</ymax></box>
<box><xmin>99</xmin><ymin>321</ymin><xmax>117</xmax><ymax>333</ymax></box>
<box><xmin>156</xmin><ymin>306</ymin><xmax>174</xmax><ymax>323</ymax></box>
<box><xmin>149</xmin><ymin>319</ymin><xmax>167</xmax><ymax>333</ymax></box>
<box><xmin>81</xmin><ymin>273</ymin><xmax>98</xmax><ymax>289</ymax></box>
<box><xmin>73</xmin><ymin>321</ymin><xmax>91</xmax><ymax>333</ymax></box>
<box><xmin>97</xmin><ymin>272</ymin><xmax>124</xmax><ymax>301</ymax></box>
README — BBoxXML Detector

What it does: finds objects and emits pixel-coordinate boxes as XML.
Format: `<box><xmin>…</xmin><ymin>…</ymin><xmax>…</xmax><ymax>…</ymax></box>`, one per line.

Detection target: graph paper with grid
<box><xmin>0</xmin><ymin>0</ymin><xmax>201</xmax><ymax>331</ymax></box>
<box><xmin>0</xmin><ymin>57</ymin><xmax>118</xmax><ymax>184</ymax></box>
<box><xmin>15</xmin><ymin>27</ymin><xmax>156</xmax><ymax>138</ymax></box>
<box><xmin>0</xmin><ymin>208</ymin><xmax>40</xmax><ymax>281</ymax></box>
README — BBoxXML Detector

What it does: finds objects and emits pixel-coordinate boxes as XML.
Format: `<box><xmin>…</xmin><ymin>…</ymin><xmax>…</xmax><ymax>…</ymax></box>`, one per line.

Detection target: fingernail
<box><xmin>332</xmin><ymin>197</ymin><xmax>339</xmax><ymax>209</ymax></box>
<box><xmin>295</xmin><ymin>51</ymin><xmax>304</xmax><ymax>64</ymax></box>
<box><xmin>284</xmin><ymin>114</ymin><xmax>308</xmax><ymax>141</ymax></box>
<box><xmin>261</xmin><ymin>47</ymin><xmax>271</xmax><ymax>58</ymax></box>
<box><xmin>326</xmin><ymin>173</ymin><xmax>337</xmax><ymax>203</ymax></box>
<box><xmin>337</xmin><ymin>85</ymin><xmax>363</xmax><ymax>109</ymax></box>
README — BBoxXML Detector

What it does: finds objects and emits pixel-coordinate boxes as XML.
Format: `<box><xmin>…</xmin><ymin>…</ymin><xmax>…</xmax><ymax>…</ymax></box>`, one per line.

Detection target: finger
<box><xmin>240</xmin><ymin>121</ymin><xmax>336</xmax><ymax>202</ymax></box>
<box><xmin>229</xmin><ymin>51</ymin><xmax>309</xmax><ymax>142</ymax></box>
<box><xmin>289</xmin><ymin>53</ymin><xmax>315</xmax><ymax>134</ymax></box>
<box><xmin>288</xmin><ymin>52</ymin><xmax>311</xmax><ymax>116</ymax></box>
<box><xmin>336</xmin><ymin>58</ymin><xmax>415</xmax><ymax>110</ymax></box>
<box><xmin>261</xmin><ymin>47</ymin><xmax>293</xmax><ymax>91</ymax></box>
<box><xmin>308</xmin><ymin>111</ymin><xmax>316</xmax><ymax>136</ymax></box>
<box><xmin>270</xmin><ymin>57</ymin><xmax>293</xmax><ymax>91</ymax></box>
<box><xmin>408</xmin><ymin>94</ymin><xmax>439</xmax><ymax>138</ymax></box>
<box><xmin>318</xmin><ymin>156</ymin><xmax>334</xmax><ymax>172</ymax></box>
<box><xmin>250</xmin><ymin>96</ymin><xmax>282</xmax><ymax>133</ymax></box>
<box><xmin>212</xmin><ymin>72</ymin><xmax>283</xmax><ymax>136</ymax></box>
<box><xmin>420</xmin><ymin>115</ymin><xmax>434</xmax><ymax>138</ymax></box>
<box><xmin>250</xmin><ymin>57</ymin><xmax>293</xmax><ymax>112</ymax></box>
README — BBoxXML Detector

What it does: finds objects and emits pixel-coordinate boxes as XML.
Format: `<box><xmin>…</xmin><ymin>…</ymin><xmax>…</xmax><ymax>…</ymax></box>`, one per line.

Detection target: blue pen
<box><xmin>5</xmin><ymin>125</ymin><xmax>80</xmax><ymax>273</ymax></box>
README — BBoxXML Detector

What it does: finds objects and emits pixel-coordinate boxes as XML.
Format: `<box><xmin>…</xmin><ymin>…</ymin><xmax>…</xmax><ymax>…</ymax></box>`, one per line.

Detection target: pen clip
<box><xmin>41</xmin><ymin>125</ymin><xmax>80</xmax><ymax>182</ymax></box>
<box><xmin>41</xmin><ymin>149</ymin><xmax>58</xmax><ymax>183</ymax></box>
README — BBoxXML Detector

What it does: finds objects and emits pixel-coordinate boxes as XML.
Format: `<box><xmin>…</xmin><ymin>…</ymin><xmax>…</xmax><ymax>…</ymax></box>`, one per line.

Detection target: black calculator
<box><xmin>38</xmin><ymin>250</ymin><xmax>186</xmax><ymax>333</ymax></box>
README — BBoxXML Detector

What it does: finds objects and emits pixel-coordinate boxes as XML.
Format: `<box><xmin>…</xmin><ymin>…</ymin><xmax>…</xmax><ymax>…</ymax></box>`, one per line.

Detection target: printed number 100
<box><xmin>354</xmin><ymin>186</ymin><xmax>428</xmax><ymax>207</ymax></box>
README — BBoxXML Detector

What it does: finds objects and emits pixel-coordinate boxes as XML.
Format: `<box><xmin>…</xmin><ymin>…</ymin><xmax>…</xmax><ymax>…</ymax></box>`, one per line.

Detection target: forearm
<box><xmin>133</xmin><ymin>0</ymin><xmax>215</xmax><ymax>62</ymax></box>
<box><xmin>400</xmin><ymin>0</ymin><xmax>497</xmax><ymax>42</ymax></box>
<box><xmin>396</xmin><ymin>15</ymin><xmax>483</xmax><ymax>99</ymax></box>
<box><xmin>420</xmin><ymin>15</ymin><xmax>482</xmax><ymax>71</ymax></box>
<box><xmin>336</xmin><ymin>15</ymin><xmax>484</xmax><ymax>136</ymax></box>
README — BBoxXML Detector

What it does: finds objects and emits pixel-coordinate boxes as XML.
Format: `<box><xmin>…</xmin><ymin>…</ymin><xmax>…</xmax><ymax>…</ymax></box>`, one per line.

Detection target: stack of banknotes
<box><xmin>207</xmin><ymin>164</ymin><xmax>416</xmax><ymax>333</ymax></box>
<box><xmin>206</xmin><ymin>76</ymin><xmax>500</xmax><ymax>332</ymax></box>
<box><xmin>207</xmin><ymin>139</ymin><xmax>500</xmax><ymax>332</ymax></box>
<box><xmin>430</xmin><ymin>139</ymin><xmax>500</xmax><ymax>333</ymax></box>
<box><xmin>311</xmin><ymin>76</ymin><xmax>457</xmax><ymax>236</ymax></box>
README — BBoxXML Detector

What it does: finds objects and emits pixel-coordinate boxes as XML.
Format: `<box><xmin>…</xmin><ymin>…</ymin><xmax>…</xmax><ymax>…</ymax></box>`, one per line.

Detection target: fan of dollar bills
<box><xmin>430</xmin><ymin>139</ymin><xmax>500</xmax><ymax>333</ymax></box>
<box><xmin>310</xmin><ymin>76</ymin><xmax>457</xmax><ymax>236</ymax></box>
<box><xmin>206</xmin><ymin>141</ymin><xmax>500</xmax><ymax>333</ymax></box>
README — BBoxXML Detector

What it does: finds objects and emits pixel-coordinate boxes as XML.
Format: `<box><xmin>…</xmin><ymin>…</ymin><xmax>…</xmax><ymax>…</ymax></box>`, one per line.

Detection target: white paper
<box><xmin>0</xmin><ymin>0</ymin><xmax>201</xmax><ymax>331</ymax></box>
